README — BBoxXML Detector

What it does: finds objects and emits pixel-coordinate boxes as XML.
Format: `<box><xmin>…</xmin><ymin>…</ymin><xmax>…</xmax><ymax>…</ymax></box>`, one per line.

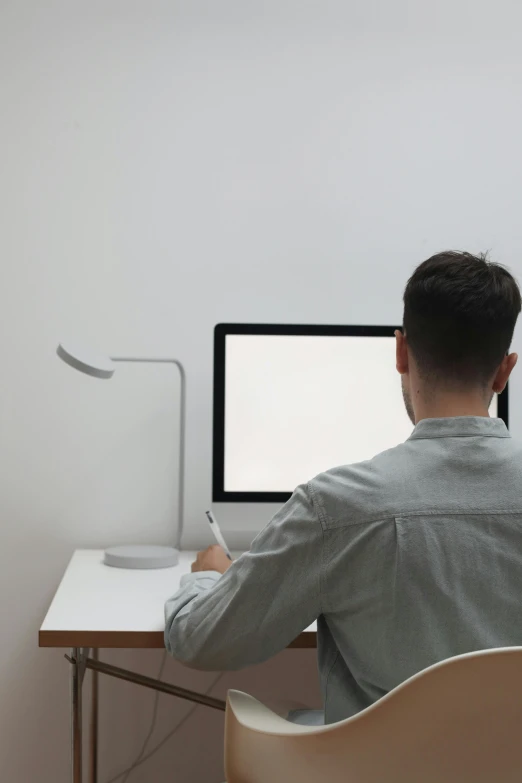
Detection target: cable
<box><xmin>104</xmin><ymin>664</ymin><xmax>224</xmax><ymax>783</ymax></box>
<box><xmin>113</xmin><ymin>672</ymin><xmax>224</xmax><ymax>782</ymax></box>
<box><xmin>104</xmin><ymin>651</ymin><xmax>167</xmax><ymax>783</ymax></box>
<box><xmin>105</xmin><ymin>669</ymin><xmax>225</xmax><ymax>783</ymax></box>
<box><xmin>120</xmin><ymin>651</ymin><xmax>168</xmax><ymax>783</ymax></box>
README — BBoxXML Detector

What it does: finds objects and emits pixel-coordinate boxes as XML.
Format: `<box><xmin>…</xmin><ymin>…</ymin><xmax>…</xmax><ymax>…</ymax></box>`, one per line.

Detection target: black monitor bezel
<box><xmin>212</xmin><ymin>323</ymin><xmax>509</xmax><ymax>503</ymax></box>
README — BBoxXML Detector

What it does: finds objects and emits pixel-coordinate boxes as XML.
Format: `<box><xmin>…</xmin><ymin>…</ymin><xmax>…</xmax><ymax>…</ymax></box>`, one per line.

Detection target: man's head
<box><xmin>396</xmin><ymin>251</ymin><xmax>521</xmax><ymax>424</ymax></box>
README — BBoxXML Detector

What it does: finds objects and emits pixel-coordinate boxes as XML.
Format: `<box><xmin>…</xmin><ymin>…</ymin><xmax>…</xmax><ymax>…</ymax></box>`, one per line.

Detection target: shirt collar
<box><xmin>408</xmin><ymin>416</ymin><xmax>510</xmax><ymax>441</ymax></box>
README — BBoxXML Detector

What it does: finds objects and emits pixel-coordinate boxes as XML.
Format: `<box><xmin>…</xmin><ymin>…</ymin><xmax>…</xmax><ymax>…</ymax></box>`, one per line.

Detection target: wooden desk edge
<box><xmin>38</xmin><ymin>629</ymin><xmax>317</xmax><ymax>650</ymax></box>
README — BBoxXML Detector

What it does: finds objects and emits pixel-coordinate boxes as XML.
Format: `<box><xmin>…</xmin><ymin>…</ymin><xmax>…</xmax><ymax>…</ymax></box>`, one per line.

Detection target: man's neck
<box><xmin>414</xmin><ymin>390</ymin><xmax>491</xmax><ymax>424</ymax></box>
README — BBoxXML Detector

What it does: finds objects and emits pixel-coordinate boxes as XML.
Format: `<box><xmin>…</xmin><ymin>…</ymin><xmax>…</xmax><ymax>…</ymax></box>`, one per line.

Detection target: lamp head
<box><xmin>57</xmin><ymin>343</ymin><xmax>115</xmax><ymax>380</ymax></box>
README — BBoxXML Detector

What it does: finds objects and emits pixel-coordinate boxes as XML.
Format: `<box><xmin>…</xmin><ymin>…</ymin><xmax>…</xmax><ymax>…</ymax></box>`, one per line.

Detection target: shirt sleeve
<box><xmin>164</xmin><ymin>483</ymin><xmax>324</xmax><ymax>670</ymax></box>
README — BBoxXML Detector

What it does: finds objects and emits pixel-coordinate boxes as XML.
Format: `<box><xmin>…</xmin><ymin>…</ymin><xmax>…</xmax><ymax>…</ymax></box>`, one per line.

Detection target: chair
<box><xmin>224</xmin><ymin>647</ymin><xmax>522</xmax><ymax>783</ymax></box>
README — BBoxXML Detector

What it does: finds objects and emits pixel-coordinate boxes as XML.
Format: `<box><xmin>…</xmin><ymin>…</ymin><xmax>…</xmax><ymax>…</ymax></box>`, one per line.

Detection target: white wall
<box><xmin>2</xmin><ymin>0</ymin><xmax>522</xmax><ymax>780</ymax></box>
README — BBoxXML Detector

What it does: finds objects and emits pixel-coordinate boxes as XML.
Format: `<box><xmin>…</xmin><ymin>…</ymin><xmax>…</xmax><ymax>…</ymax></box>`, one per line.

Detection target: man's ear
<box><xmin>395</xmin><ymin>329</ymin><xmax>409</xmax><ymax>375</ymax></box>
<box><xmin>492</xmin><ymin>352</ymin><xmax>518</xmax><ymax>393</ymax></box>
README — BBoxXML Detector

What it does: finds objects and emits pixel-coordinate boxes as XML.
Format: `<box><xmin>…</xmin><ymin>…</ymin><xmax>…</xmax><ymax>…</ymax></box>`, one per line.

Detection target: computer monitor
<box><xmin>212</xmin><ymin>324</ymin><xmax>508</xmax><ymax>503</ymax></box>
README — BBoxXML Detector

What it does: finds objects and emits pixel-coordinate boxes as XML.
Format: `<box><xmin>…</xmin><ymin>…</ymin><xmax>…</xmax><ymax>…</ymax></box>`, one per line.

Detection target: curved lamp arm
<box><xmin>111</xmin><ymin>357</ymin><xmax>186</xmax><ymax>550</ymax></box>
<box><xmin>57</xmin><ymin>343</ymin><xmax>187</xmax><ymax>551</ymax></box>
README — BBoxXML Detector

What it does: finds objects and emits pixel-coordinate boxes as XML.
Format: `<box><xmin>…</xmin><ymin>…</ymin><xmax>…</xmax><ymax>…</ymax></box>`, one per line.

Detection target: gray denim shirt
<box><xmin>165</xmin><ymin>416</ymin><xmax>522</xmax><ymax>723</ymax></box>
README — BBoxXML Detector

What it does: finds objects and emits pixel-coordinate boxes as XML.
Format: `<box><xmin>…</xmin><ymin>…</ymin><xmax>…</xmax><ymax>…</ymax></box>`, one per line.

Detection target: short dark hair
<box><xmin>403</xmin><ymin>251</ymin><xmax>521</xmax><ymax>386</ymax></box>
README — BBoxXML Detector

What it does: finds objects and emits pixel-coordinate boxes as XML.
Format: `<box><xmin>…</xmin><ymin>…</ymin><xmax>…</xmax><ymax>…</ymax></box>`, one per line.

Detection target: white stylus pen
<box><xmin>205</xmin><ymin>510</ymin><xmax>233</xmax><ymax>560</ymax></box>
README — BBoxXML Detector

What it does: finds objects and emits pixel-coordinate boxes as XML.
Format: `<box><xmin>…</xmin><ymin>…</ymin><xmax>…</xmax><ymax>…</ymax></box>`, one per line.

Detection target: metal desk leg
<box><xmin>89</xmin><ymin>649</ymin><xmax>99</xmax><ymax>783</ymax></box>
<box><xmin>67</xmin><ymin>647</ymin><xmax>226</xmax><ymax>783</ymax></box>
<box><xmin>71</xmin><ymin>647</ymin><xmax>83</xmax><ymax>783</ymax></box>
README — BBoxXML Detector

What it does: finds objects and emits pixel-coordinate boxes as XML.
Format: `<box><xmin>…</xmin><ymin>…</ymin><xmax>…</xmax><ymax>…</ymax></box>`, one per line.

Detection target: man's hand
<box><xmin>191</xmin><ymin>545</ymin><xmax>232</xmax><ymax>575</ymax></box>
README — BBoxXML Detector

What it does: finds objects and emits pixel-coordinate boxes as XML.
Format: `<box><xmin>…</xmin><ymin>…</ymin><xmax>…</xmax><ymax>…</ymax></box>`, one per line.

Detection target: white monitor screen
<box><xmin>213</xmin><ymin>325</ymin><xmax>502</xmax><ymax>502</ymax></box>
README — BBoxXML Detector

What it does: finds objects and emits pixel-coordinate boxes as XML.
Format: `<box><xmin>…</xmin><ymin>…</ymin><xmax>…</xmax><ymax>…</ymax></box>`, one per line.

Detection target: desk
<box><xmin>39</xmin><ymin>550</ymin><xmax>317</xmax><ymax>782</ymax></box>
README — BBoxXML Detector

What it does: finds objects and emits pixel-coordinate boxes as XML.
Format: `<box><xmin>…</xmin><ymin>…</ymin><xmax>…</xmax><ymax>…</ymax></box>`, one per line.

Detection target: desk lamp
<box><xmin>57</xmin><ymin>343</ymin><xmax>186</xmax><ymax>569</ymax></box>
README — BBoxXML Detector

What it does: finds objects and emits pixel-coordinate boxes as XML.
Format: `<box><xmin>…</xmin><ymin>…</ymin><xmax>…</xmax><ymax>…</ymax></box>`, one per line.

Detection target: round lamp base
<box><xmin>103</xmin><ymin>545</ymin><xmax>179</xmax><ymax>569</ymax></box>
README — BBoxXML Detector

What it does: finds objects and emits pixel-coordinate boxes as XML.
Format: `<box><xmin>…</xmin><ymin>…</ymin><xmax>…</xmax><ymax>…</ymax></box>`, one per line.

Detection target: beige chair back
<box><xmin>225</xmin><ymin>647</ymin><xmax>522</xmax><ymax>783</ymax></box>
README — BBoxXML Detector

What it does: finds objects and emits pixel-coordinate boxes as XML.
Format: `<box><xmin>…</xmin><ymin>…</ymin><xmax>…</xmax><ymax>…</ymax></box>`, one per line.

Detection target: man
<box><xmin>165</xmin><ymin>251</ymin><xmax>522</xmax><ymax>724</ymax></box>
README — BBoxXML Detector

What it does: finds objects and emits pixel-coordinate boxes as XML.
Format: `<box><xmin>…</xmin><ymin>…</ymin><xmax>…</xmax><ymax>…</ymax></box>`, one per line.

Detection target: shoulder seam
<box><xmin>308</xmin><ymin>480</ymin><xmax>328</xmax><ymax>531</ymax></box>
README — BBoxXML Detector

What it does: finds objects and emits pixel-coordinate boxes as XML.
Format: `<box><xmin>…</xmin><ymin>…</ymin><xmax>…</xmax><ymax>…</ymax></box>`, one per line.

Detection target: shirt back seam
<box><xmin>324</xmin><ymin>508</ymin><xmax>522</xmax><ymax>530</ymax></box>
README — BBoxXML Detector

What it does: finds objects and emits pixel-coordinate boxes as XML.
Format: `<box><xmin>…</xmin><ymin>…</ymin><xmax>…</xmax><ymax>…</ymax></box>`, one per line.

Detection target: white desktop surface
<box><xmin>39</xmin><ymin>550</ymin><xmax>317</xmax><ymax>649</ymax></box>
